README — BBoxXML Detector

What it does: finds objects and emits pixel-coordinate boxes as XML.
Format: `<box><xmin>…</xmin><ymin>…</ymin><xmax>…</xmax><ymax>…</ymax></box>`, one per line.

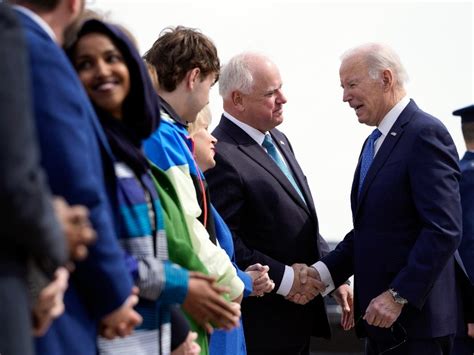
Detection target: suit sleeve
<box><xmin>390</xmin><ymin>125</ymin><xmax>462</xmax><ymax>309</ymax></box>
<box><xmin>0</xmin><ymin>7</ymin><xmax>66</xmax><ymax>277</ymax></box>
<box><xmin>206</xmin><ymin>152</ymin><xmax>287</xmax><ymax>289</ymax></box>
<box><xmin>459</xmin><ymin>169</ymin><xmax>474</xmax><ymax>284</ymax></box>
<box><xmin>320</xmin><ymin>230</ymin><xmax>355</xmax><ymax>287</ymax></box>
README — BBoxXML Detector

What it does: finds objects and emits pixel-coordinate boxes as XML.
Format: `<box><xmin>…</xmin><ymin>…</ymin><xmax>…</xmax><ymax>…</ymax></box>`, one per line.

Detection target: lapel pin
<box><xmin>280</xmin><ymin>141</ymin><xmax>285</xmax><ymax>145</ymax></box>
<box><xmin>390</xmin><ymin>132</ymin><xmax>397</xmax><ymax>136</ymax></box>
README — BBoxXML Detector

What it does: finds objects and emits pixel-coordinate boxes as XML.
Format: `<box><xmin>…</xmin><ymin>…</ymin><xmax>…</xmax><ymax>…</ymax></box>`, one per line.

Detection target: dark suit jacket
<box><xmin>458</xmin><ymin>151</ymin><xmax>474</xmax><ymax>283</ymax></box>
<box><xmin>454</xmin><ymin>152</ymin><xmax>474</xmax><ymax>347</ymax></box>
<box><xmin>205</xmin><ymin>116</ymin><xmax>330</xmax><ymax>351</ymax></box>
<box><xmin>322</xmin><ymin>100</ymin><xmax>462</xmax><ymax>341</ymax></box>
<box><xmin>0</xmin><ymin>5</ymin><xmax>66</xmax><ymax>355</ymax></box>
<box><xmin>15</xmin><ymin>9</ymin><xmax>134</xmax><ymax>354</ymax></box>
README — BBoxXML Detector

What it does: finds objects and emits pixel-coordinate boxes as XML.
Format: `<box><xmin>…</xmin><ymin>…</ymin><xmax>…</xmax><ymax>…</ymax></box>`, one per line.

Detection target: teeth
<box><xmin>97</xmin><ymin>82</ymin><xmax>115</xmax><ymax>91</ymax></box>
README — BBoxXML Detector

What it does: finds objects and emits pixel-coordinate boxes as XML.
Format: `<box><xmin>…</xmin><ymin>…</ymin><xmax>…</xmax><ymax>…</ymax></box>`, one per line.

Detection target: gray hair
<box><xmin>341</xmin><ymin>43</ymin><xmax>409</xmax><ymax>88</ymax></box>
<box><xmin>219</xmin><ymin>52</ymin><xmax>265</xmax><ymax>99</ymax></box>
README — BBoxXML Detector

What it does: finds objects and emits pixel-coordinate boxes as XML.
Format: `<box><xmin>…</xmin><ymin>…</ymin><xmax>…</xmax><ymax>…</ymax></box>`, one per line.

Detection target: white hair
<box><xmin>219</xmin><ymin>52</ymin><xmax>267</xmax><ymax>99</ymax></box>
<box><xmin>341</xmin><ymin>43</ymin><xmax>409</xmax><ymax>88</ymax></box>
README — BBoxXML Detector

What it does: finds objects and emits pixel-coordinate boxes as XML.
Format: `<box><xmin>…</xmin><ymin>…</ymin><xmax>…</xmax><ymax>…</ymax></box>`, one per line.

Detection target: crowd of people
<box><xmin>0</xmin><ymin>1</ymin><xmax>473</xmax><ymax>355</ymax></box>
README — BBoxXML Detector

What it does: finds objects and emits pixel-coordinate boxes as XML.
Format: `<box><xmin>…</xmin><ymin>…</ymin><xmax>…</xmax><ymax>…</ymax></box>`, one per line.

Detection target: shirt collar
<box><xmin>377</xmin><ymin>96</ymin><xmax>410</xmax><ymax>136</ymax></box>
<box><xmin>13</xmin><ymin>5</ymin><xmax>57</xmax><ymax>42</ymax></box>
<box><xmin>223</xmin><ymin>111</ymin><xmax>267</xmax><ymax>145</ymax></box>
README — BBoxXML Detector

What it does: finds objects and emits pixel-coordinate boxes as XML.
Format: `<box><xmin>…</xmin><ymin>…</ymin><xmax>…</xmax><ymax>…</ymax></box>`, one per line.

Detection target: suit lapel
<box><xmin>354</xmin><ymin>100</ymin><xmax>417</xmax><ymax>215</ymax></box>
<box><xmin>270</xmin><ymin>130</ymin><xmax>312</xmax><ymax>211</ymax></box>
<box><xmin>220</xmin><ymin>117</ymin><xmax>309</xmax><ymax>212</ymax></box>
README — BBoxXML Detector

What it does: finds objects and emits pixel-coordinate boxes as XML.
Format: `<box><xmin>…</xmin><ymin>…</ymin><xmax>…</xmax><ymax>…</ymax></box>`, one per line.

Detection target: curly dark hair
<box><xmin>144</xmin><ymin>26</ymin><xmax>220</xmax><ymax>92</ymax></box>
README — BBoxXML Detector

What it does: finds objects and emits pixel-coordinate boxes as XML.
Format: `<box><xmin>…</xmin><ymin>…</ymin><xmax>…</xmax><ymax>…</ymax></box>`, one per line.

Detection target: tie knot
<box><xmin>370</xmin><ymin>128</ymin><xmax>382</xmax><ymax>141</ymax></box>
<box><xmin>262</xmin><ymin>134</ymin><xmax>275</xmax><ymax>149</ymax></box>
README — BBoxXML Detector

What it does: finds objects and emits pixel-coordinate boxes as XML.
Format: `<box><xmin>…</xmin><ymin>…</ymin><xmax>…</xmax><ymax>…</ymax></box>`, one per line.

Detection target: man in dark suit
<box><xmin>453</xmin><ymin>105</ymin><xmax>474</xmax><ymax>284</ymax></box>
<box><xmin>9</xmin><ymin>0</ymin><xmax>142</xmax><ymax>353</ymax></box>
<box><xmin>205</xmin><ymin>52</ymin><xmax>352</xmax><ymax>355</ymax></box>
<box><xmin>0</xmin><ymin>4</ymin><xmax>67</xmax><ymax>354</ymax></box>
<box><xmin>451</xmin><ymin>104</ymin><xmax>474</xmax><ymax>354</ymax></box>
<box><xmin>313</xmin><ymin>43</ymin><xmax>461</xmax><ymax>354</ymax></box>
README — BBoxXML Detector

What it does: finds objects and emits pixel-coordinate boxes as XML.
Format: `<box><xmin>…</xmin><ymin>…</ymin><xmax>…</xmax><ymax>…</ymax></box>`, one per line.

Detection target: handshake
<box><xmin>285</xmin><ymin>263</ymin><xmax>354</xmax><ymax>330</ymax></box>
<box><xmin>285</xmin><ymin>263</ymin><xmax>326</xmax><ymax>305</ymax></box>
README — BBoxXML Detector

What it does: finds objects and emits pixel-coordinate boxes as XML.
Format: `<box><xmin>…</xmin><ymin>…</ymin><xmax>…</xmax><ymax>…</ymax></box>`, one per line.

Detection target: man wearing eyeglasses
<box><xmin>309</xmin><ymin>43</ymin><xmax>461</xmax><ymax>354</ymax></box>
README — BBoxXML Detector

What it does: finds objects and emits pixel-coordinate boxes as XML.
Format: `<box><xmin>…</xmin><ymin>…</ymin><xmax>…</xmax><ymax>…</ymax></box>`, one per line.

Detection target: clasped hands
<box><xmin>285</xmin><ymin>263</ymin><xmax>326</xmax><ymax>305</ymax></box>
<box><xmin>246</xmin><ymin>263</ymin><xmax>275</xmax><ymax>297</ymax></box>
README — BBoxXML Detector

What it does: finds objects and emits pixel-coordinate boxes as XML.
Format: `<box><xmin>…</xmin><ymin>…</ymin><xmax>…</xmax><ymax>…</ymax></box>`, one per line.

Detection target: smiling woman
<box><xmin>73</xmin><ymin>33</ymin><xmax>131</xmax><ymax>119</ymax></box>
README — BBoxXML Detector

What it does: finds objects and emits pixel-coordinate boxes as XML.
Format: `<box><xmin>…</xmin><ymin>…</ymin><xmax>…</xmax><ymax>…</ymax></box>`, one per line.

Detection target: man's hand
<box><xmin>100</xmin><ymin>291</ymin><xmax>143</xmax><ymax>339</ymax></box>
<box><xmin>246</xmin><ymin>263</ymin><xmax>275</xmax><ymax>297</ymax></box>
<box><xmin>332</xmin><ymin>284</ymin><xmax>354</xmax><ymax>330</ymax></box>
<box><xmin>32</xmin><ymin>267</ymin><xmax>69</xmax><ymax>336</ymax></box>
<box><xmin>53</xmin><ymin>197</ymin><xmax>96</xmax><ymax>261</ymax></box>
<box><xmin>363</xmin><ymin>290</ymin><xmax>403</xmax><ymax>328</ymax></box>
<box><xmin>468</xmin><ymin>323</ymin><xmax>474</xmax><ymax>338</ymax></box>
<box><xmin>286</xmin><ymin>263</ymin><xmax>326</xmax><ymax>305</ymax></box>
<box><xmin>183</xmin><ymin>272</ymin><xmax>240</xmax><ymax>334</ymax></box>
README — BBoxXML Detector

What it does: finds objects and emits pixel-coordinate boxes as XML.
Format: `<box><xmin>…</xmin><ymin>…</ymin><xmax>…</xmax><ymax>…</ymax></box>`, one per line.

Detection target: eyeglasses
<box><xmin>355</xmin><ymin>316</ymin><xmax>408</xmax><ymax>354</ymax></box>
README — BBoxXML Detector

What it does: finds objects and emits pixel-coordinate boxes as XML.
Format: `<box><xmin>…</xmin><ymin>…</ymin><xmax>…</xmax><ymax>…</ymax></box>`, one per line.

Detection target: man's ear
<box><xmin>381</xmin><ymin>69</ymin><xmax>394</xmax><ymax>91</ymax></box>
<box><xmin>186</xmin><ymin>68</ymin><xmax>201</xmax><ymax>90</ymax></box>
<box><xmin>232</xmin><ymin>91</ymin><xmax>245</xmax><ymax>111</ymax></box>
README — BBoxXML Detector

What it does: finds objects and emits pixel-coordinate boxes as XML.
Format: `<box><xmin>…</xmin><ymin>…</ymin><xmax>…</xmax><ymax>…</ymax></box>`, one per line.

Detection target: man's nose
<box><xmin>342</xmin><ymin>88</ymin><xmax>351</xmax><ymax>102</ymax></box>
<box><xmin>277</xmin><ymin>89</ymin><xmax>287</xmax><ymax>104</ymax></box>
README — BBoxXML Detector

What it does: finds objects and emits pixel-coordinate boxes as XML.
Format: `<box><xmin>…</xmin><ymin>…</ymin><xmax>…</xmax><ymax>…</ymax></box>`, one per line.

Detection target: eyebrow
<box><xmin>341</xmin><ymin>78</ymin><xmax>358</xmax><ymax>88</ymax></box>
<box><xmin>263</xmin><ymin>84</ymin><xmax>283</xmax><ymax>95</ymax></box>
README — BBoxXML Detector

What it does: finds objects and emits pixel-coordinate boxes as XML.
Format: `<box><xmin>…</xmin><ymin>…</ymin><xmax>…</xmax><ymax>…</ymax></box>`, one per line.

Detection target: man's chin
<box><xmin>273</xmin><ymin>115</ymin><xmax>284</xmax><ymax>126</ymax></box>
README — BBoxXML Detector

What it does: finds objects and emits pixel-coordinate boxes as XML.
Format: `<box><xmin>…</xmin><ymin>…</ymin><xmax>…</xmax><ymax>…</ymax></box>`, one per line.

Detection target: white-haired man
<box><xmin>313</xmin><ymin>43</ymin><xmax>462</xmax><ymax>354</ymax></box>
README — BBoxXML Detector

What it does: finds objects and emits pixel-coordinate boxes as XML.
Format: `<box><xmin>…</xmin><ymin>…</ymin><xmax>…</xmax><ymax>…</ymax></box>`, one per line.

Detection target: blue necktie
<box><xmin>358</xmin><ymin>128</ymin><xmax>382</xmax><ymax>194</ymax></box>
<box><xmin>262</xmin><ymin>134</ymin><xmax>305</xmax><ymax>203</ymax></box>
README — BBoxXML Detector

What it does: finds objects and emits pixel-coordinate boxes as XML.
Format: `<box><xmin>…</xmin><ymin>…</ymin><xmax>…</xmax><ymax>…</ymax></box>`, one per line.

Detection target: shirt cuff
<box><xmin>276</xmin><ymin>265</ymin><xmax>294</xmax><ymax>296</ymax></box>
<box><xmin>312</xmin><ymin>261</ymin><xmax>335</xmax><ymax>297</ymax></box>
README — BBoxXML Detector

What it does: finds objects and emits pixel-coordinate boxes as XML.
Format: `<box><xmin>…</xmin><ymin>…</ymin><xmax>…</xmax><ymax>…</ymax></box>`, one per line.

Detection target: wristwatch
<box><xmin>388</xmin><ymin>288</ymin><xmax>408</xmax><ymax>305</ymax></box>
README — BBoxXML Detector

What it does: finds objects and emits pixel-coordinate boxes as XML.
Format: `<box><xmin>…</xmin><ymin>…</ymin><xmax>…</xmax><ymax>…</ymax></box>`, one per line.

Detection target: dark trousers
<box><xmin>0</xmin><ymin>276</ymin><xmax>34</xmax><ymax>355</ymax></box>
<box><xmin>366</xmin><ymin>335</ymin><xmax>454</xmax><ymax>355</ymax></box>
<box><xmin>248</xmin><ymin>340</ymin><xmax>309</xmax><ymax>355</ymax></box>
<box><xmin>452</xmin><ymin>336</ymin><xmax>474</xmax><ymax>355</ymax></box>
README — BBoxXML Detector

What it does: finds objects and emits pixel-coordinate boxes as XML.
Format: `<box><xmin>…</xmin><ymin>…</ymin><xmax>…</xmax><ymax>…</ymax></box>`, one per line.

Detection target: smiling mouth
<box><xmin>354</xmin><ymin>105</ymin><xmax>363</xmax><ymax>114</ymax></box>
<box><xmin>94</xmin><ymin>79</ymin><xmax>119</xmax><ymax>92</ymax></box>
